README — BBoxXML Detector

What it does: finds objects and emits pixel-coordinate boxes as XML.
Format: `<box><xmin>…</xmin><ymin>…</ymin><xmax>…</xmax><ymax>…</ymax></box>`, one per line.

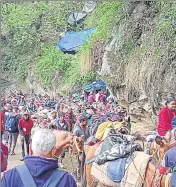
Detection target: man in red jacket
<box><xmin>18</xmin><ymin>112</ymin><xmax>34</xmax><ymax>161</ymax></box>
<box><xmin>157</xmin><ymin>97</ymin><xmax>176</xmax><ymax>136</ymax></box>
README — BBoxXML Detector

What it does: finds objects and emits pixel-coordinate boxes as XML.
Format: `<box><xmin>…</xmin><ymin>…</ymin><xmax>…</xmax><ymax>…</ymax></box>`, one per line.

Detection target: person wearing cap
<box><xmin>157</xmin><ymin>97</ymin><xmax>176</xmax><ymax>136</ymax></box>
<box><xmin>73</xmin><ymin>114</ymin><xmax>89</xmax><ymax>141</ymax></box>
<box><xmin>18</xmin><ymin>112</ymin><xmax>34</xmax><ymax>161</ymax></box>
<box><xmin>7</xmin><ymin>106</ymin><xmax>21</xmax><ymax>155</ymax></box>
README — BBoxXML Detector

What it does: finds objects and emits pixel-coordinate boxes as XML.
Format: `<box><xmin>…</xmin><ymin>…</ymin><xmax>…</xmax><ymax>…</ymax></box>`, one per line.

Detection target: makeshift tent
<box><xmin>57</xmin><ymin>28</ymin><xmax>96</xmax><ymax>53</ymax></box>
<box><xmin>84</xmin><ymin>80</ymin><xmax>106</xmax><ymax>93</ymax></box>
<box><xmin>68</xmin><ymin>12</ymin><xmax>87</xmax><ymax>25</ymax></box>
<box><xmin>68</xmin><ymin>1</ymin><xmax>97</xmax><ymax>25</ymax></box>
<box><xmin>83</xmin><ymin>1</ymin><xmax>97</xmax><ymax>13</ymax></box>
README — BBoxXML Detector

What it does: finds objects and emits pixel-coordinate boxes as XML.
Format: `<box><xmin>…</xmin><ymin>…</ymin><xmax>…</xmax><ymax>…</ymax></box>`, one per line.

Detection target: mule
<box><xmin>81</xmin><ymin>142</ymin><xmax>172</xmax><ymax>187</ymax></box>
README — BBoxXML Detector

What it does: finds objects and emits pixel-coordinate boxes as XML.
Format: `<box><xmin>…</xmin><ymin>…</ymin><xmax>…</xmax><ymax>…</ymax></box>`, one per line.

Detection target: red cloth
<box><xmin>88</xmin><ymin>94</ymin><xmax>95</xmax><ymax>103</ymax></box>
<box><xmin>105</xmin><ymin>103</ymin><xmax>111</xmax><ymax>110</ymax></box>
<box><xmin>159</xmin><ymin>167</ymin><xmax>167</xmax><ymax>175</ymax></box>
<box><xmin>19</xmin><ymin>118</ymin><xmax>34</xmax><ymax>135</ymax></box>
<box><xmin>1</xmin><ymin>142</ymin><xmax>8</xmax><ymax>172</ymax></box>
<box><xmin>98</xmin><ymin>93</ymin><xmax>103</xmax><ymax>102</ymax></box>
<box><xmin>0</xmin><ymin>112</ymin><xmax>5</xmax><ymax>132</ymax></box>
<box><xmin>157</xmin><ymin>107</ymin><xmax>176</xmax><ymax>136</ymax></box>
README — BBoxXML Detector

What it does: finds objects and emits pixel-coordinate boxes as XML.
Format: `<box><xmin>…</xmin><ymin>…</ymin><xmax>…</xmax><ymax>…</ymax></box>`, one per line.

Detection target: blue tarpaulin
<box><xmin>84</xmin><ymin>80</ymin><xmax>106</xmax><ymax>93</ymax></box>
<box><xmin>57</xmin><ymin>28</ymin><xmax>96</xmax><ymax>52</ymax></box>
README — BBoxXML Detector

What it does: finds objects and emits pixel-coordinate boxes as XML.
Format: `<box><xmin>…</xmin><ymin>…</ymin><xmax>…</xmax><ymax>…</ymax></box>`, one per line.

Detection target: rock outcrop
<box><xmin>94</xmin><ymin>1</ymin><xmax>176</xmax><ymax>125</ymax></box>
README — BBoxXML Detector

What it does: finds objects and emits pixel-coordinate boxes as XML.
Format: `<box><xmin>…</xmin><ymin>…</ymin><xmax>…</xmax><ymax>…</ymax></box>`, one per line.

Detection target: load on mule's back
<box><xmin>80</xmin><ymin>97</ymin><xmax>176</xmax><ymax>187</ymax></box>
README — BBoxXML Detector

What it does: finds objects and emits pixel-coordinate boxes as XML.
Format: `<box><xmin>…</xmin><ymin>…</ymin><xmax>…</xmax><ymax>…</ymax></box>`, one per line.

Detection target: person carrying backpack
<box><xmin>1</xmin><ymin>129</ymin><xmax>77</xmax><ymax>187</ymax></box>
<box><xmin>5</xmin><ymin>106</ymin><xmax>21</xmax><ymax>155</ymax></box>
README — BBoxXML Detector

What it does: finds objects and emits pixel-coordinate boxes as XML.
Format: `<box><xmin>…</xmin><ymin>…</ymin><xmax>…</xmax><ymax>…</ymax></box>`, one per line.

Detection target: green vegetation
<box><xmin>36</xmin><ymin>46</ymin><xmax>72</xmax><ymax>88</ymax></box>
<box><xmin>154</xmin><ymin>2</ymin><xmax>176</xmax><ymax>40</ymax></box>
<box><xmin>2</xmin><ymin>1</ymin><xmax>123</xmax><ymax>90</ymax></box>
<box><xmin>81</xmin><ymin>2</ymin><xmax>123</xmax><ymax>52</ymax></box>
<box><xmin>3</xmin><ymin>1</ymin><xmax>175</xmax><ymax>93</ymax></box>
<box><xmin>2</xmin><ymin>2</ymin><xmax>83</xmax><ymax>87</ymax></box>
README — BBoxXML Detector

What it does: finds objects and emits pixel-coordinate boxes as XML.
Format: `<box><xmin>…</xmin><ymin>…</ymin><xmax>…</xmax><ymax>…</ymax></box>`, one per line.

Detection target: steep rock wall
<box><xmin>97</xmin><ymin>2</ymin><xmax>176</xmax><ymax>126</ymax></box>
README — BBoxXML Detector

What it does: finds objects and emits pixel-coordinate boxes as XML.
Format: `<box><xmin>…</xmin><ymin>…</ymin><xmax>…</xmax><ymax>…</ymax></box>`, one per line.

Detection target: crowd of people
<box><xmin>0</xmin><ymin>89</ymin><xmax>176</xmax><ymax>187</ymax></box>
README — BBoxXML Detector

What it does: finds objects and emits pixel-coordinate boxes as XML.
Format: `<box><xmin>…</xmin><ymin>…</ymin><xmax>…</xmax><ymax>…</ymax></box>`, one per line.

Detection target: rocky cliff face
<box><xmin>95</xmin><ymin>2</ymin><xmax>176</xmax><ymax>126</ymax></box>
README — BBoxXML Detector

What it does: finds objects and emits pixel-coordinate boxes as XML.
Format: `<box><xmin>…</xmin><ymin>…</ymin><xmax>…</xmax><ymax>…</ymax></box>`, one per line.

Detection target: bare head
<box><xmin>31</xmin><ymin>128</ymin><xmax>56</xmax><ymax>158</ymax></box>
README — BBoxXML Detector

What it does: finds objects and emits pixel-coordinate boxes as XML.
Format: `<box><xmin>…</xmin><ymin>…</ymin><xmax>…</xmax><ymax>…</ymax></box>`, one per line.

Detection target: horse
<box><xmin>149</xmin><ymin>136</ymin><xmax>170</xmax><ymax>166</ymax></box>
<box><xmin>81</xmin><ymin>135</ymin><xmax>173</xmax><ymax>187</ymax></box>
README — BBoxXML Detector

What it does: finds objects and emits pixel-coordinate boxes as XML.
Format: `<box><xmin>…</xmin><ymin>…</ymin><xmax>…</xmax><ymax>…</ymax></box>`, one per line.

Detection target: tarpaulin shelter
<box><xmin>57</xmin><ymin>27</ymin><xmax>96</xmax><ymax>53</ymax></box>
<box><xmin>83</xmin><ymin>1</ymin><xmax>97</xmax><ymax>13</ymax></box>
<box><xmin>68</xmin><ymin>12</ymin><xmax>87</xmax><ymax>25</ymax></box>
<box><xmin>84</xmin><ymin>80</ymin><xmax>106</xmax><ymax>93</ymax></box>
<box><xmin>67</xmin><ymin>1</ymin><xmax>97</xmax><ymax>25</ymax></box>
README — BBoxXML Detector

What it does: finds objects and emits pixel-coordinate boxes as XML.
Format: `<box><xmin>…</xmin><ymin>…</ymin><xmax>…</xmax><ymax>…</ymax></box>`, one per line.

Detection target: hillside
<box><xmin>2</xmin><ymin>1</ymin><xmax>176</xmax><ymax>125</ymax></box>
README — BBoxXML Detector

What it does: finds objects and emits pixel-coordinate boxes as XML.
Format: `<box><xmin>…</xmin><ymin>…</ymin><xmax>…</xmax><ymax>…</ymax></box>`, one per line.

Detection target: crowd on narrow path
<box><xmin>1</xmin><ymin>89</ymin><xmax>176</xmax><ymax>187</ymax></box>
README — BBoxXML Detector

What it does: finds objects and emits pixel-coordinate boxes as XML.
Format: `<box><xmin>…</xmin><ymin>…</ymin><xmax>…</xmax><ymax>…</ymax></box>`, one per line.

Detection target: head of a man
<box><xmin>30</xmin><ymin>99</ymin><xmax>35</xmax><ymax>105</ymax></box>
<box><xmin>166</xmin><ymin>97</ymin><xmax>176</xmax><ymax>110</ymax></box>
<box><xmin>31</xmin><ymin>129</ymin><xmax>56</xmax><ymax>158</ymax></box>
<box><xmin>79</xmin><ymin>115</ymin><xmax>88</xmax><ymax>127</ymax></box>
<box><xmin>51</xmin><ymin>111</ymin><xmax>57</xmax><ymax>120</ymax></box>
<box><xmin>12</xmin><ymin>106</ymin><xmax>18</xmax><ymax>113</ymax></box>
<box><xmin>11</xmin><ymin>98</ymin><xmax>18</xmax><ymax>106</ymax></box>
<box><xmin>23</xmin><ymin>112</ymin><xmax>30</xmax><ymax>121</ymax></box>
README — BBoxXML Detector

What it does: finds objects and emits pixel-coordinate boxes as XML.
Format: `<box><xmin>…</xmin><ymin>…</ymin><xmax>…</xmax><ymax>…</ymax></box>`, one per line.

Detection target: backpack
<box><xmin>5</xmin><ymin>115</ymin><xmax>16</xmax><ymax>132</ymax></box>
<box><xmin>16</xmin><ymin>164</ymin><xmax>67</xmax><ymax>187</ymax></box>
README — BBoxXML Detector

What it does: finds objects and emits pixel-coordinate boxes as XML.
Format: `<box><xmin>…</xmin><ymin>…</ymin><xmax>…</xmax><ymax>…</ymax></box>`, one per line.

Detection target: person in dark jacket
<box><xmin>7</xmin><ymin>106</ymin><xmax>21</xmax><ymax>155</ymax></box>
<box><xmin>1</xmin><ymin>129</ymin><xmax>77</xmax><ymax>187</ymax></box>
<box><xmin>56</xmin><ymin>113</ymin><xmax>69</xmax><ymax>169</ymax></box>
<box><xmin>27</xmin><ymin>99</ymin><xmax>38</xmax><ymax>113</ymax></box>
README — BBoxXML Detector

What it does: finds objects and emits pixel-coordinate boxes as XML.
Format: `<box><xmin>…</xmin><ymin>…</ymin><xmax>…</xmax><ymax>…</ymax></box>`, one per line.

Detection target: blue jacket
<box><xmin>1</xmin><ymin>156</ymin><xmax>77</xmax><ymax>187</ymax></box>
<box><xmin>163</xmin><ymin>146</ymin><xmax>176</xmax><ymax>169</ymax></box>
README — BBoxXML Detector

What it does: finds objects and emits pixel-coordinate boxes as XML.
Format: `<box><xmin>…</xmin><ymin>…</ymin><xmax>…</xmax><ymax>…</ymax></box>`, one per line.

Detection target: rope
<box><xmin>153</xmin><ymin>172</ymin><xmax>162</xmax><ymax>187</ymax></box>
<box><xmin>132</xmin><ymin>160</ymin><xmax>148</xmax><ymax>187</ymax></box>
<box><xmin>149</xmin><ymin>169</ymin><xmax>156</xmax><ymax>187</ymax></box>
